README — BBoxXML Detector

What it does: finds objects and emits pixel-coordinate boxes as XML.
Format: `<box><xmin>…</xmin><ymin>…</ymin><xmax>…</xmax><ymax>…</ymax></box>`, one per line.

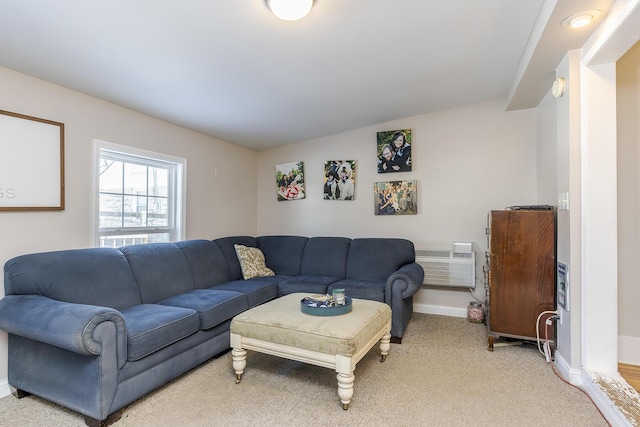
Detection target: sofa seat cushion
<box><xmin>158</xmin><ymin>289</ymin><xmax>248</xmax><ymax>330</ymax></box>
<box><xmin>276</xmin><ymin>275</ymin><xmax>340</xmax><ymax>297</ymax></box>
<box><xmin>328</xmin><ymin>280</ymin><xmax>386</xmax><ymax>303</ymax></box>
<box><xmin>121</xmin><ymin>304</ymin><xmax>200</xmax><ymax>361</ymax></box>
<box><xmin>211</xmin><ymin>277</ymin><xmax>281</xmax><ymax>308</ymax></box>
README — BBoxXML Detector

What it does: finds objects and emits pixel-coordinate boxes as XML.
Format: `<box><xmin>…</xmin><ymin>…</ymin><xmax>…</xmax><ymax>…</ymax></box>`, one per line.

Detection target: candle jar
<box><xmin>332</xmin><ymin>289</ymin><xmax>346</xmax><ymax>305</ymax></box>
<box><xmin>467</xmin><ymin>301</ymin><xmax>484</xmax><ymax>323</ymax></box>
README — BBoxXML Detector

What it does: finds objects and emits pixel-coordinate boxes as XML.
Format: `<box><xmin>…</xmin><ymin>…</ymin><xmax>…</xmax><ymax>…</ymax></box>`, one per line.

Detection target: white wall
<box><xmin>617</xmin><ymin>40</ymin><xmax>640</xmax><ymax>364</ymax></box>
<box><xmin>536</xmin><ymin>91</ymin><xmax>558</xmax><ymax>206</ymax></box>
<box><xmin>256</xmin><ymin>98</ymin><xmax>538</xmax><ymax>316</ymax></box>
<box><xmin>551</xmin><ymin>50</ymin><xmax>585</xmax><ymax>375</ymax></box>
<box><xmin>0</xmin><ymin>66</ymin><xmax>258</xmax><ymax>390</ymax></box>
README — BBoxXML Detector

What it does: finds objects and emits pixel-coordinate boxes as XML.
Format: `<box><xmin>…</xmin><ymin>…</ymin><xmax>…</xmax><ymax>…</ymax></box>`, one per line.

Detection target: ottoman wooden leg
<box><xmin>337</xmin><ymin>372</ymin><xmax>355</xmax><ymax>410</ymax></box>
<box><xmin>232</xmin><ymin>348</ymin><xmax>247</xmax><ymax>384</ymax></box>
<box><xmin>379</xmin><ymin>332</ymin><xmax>391</xmax><ymax>362</ymax></box>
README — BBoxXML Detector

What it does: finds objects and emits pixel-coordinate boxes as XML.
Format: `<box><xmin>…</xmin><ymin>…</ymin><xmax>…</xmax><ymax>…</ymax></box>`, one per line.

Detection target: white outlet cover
<box><xmin>558</xmin><ymin>192</ymin><xmax>569</xmax><ymax>211</ymax></box>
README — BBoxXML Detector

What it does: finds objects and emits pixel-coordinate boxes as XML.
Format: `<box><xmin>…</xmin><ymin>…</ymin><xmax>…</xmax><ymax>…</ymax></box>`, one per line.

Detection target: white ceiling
<box><xmin>0</xmin><ymin>0</ymin><xmax>613</xmax><ymax>150</ymax></box>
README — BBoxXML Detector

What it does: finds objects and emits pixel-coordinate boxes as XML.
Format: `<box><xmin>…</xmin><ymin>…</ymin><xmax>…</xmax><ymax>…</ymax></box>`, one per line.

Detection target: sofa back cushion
<box><xmin>120</xmin><ymin>243</ymin><xmax>195</xmax><ymax>303</ymax></box>
<box><xmin>257</xmin><ymin>235</ymin><xmax>308</xmax><ymax>276</ymax></box>
<box><xmin>300</xmin><ymin>237</ymin><xmax>351</xmax><ymax>278</ymax></box>
<box><xmin>3</xmin><ymin>248</ymin><xmax>141</xmax><ymax>311</ymax></box>
<box><xmin>175</xmin><ymin>240</ymin><xmax>231</xmax><ymax>288</ymax></box>
<box><xmin>212</xmin><ymin>236</ymin><xmax>258</xmax><ymax>281</ymax></box>
<box><xmin>346</xmin><ymin>238</ymin><xmax>415</xmax><ymax>281</ymax></box>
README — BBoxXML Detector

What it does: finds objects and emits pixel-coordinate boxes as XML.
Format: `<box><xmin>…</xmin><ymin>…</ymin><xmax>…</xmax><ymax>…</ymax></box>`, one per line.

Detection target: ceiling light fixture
<box><xmin>267</xmin><ymin>0</ymin><xmax>314</xmax><ymax>21</ymax></box>
<box><xmin>552</xmin><ymin>77</ymin><xmax>565</xmax><ymax>98</ymax></box>
<box><xmin>561</xmin><ymin>10</ymin><xmax>601</xmax><ymax>29</ymax></box>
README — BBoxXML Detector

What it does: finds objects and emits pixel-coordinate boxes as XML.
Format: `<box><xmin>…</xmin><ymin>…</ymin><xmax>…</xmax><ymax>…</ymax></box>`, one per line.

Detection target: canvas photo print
<box><xmin>374</xmin><ymin>180</ymin><xmax>417</xmax><ymax>215</ymax></box>
<box><xmin>324</xmin><ymin>160</ymin><xmax>356</xmax><ymax>200</ymax></box>
<box><xmin>276</xmin><ymin>161</ymin><xmax>305</xmax><ymax>201</ymax></box>
<box><xmin>377</xmin><ymin>129</ymin><xmax>412</xmax><ymax>173</ymax></box>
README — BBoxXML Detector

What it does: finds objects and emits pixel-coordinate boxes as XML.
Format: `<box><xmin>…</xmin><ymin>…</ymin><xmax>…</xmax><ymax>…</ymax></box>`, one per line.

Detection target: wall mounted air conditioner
<box><xmin>416</xmin><ymin>248</ymin><xmax>476</xmax><ymax>289</ymax></box>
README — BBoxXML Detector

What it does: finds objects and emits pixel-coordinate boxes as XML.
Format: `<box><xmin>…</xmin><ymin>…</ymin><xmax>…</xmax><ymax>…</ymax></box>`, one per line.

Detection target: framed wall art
<box><xmin>0</xmin><ymin>110</ymin><xmax>65</xmax><ymax>211</ymax></box>
<box><xmin>377</xmin><ymin>129</ymin><xmax>412</xmax><ymax>173</ymax></box>
<box><xmin>323</xmin><ymin>160</ymin><xmax>355</xmax><ymax>200</ymax></box>
<box><xmin>374</xmin><ymin>180</ymin><xmax>417</xmax><ymax>215</ymax></box>
<box><xmin>276</xmin><ymin>161</ymin><xmax>305</xmax><ymax>201</ymax></box>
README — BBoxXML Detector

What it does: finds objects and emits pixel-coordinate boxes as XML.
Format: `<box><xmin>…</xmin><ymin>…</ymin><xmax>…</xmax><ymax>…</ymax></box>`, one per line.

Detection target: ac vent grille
<box><xmin>415</xmin><ymin>250</ymin><xmax>450</xmax><ymax>258</ymax></box>
<box><xmin>415</xmin><ymin>250</ymin><xmax>475</xmax><ymax>288</ymax></box>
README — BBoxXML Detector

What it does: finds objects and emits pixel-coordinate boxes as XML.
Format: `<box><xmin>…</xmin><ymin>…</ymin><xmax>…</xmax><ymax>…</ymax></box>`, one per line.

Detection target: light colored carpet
<box><xmin>0</xmin><ymin>313</ymin><xmax>608</xmax><ymax>427</ymax></box>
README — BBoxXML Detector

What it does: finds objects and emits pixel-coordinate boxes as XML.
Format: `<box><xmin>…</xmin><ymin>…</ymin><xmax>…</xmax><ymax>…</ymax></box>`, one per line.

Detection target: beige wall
<box><xmin>617</xmin><ymin>40</ymin><xmax>640</xmax><ymax>363</ymax></box>
<box><xmin>256</xmin><ymin>98</ymin><xmax>538</xmax><ymax>315</ymax></box>
<box><xmin>0</xmin><ymin>66</ymin><xmax>258</xmax><ymax>384</ymax></box>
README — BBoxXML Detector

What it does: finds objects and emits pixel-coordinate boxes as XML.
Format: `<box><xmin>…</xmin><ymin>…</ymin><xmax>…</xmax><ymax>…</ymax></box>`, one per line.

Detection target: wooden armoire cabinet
<box><xmin>486</xmin><ymin>209</ymin><xmax>556</xmax><ymax>350</ymax></box>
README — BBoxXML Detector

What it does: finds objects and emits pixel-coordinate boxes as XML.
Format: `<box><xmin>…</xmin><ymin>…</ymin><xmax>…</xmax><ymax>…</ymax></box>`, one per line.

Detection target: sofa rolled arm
<box><xmin>385</xmin><ymin>262</ymin><xmax>424</xmax><ymax>300</ymax></box>
<box><xmin>0</xmin><ymin>295</ymin><xmax>127</xmax><ymax>368</ymax></box>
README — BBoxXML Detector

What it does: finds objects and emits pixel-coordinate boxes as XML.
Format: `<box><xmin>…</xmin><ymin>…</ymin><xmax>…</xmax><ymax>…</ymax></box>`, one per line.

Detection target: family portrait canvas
<box><xmin>377</xmin><ymin>129</ymin><xmax>412</xmax><ymax>173</ymax></box>
<box><xmin>276</xmin><ymin>161</ymin><xmax>305</xmax><ymax>201</ymax></box>
<box><xmin>323</xmin><ymin>160</ymin><xmax>356</xmax><ymax>200</ymax></box>
<box><xmin>374</xmin><ymin>180</ymin><xmax>417</xmax><ymax>215</ymax></box>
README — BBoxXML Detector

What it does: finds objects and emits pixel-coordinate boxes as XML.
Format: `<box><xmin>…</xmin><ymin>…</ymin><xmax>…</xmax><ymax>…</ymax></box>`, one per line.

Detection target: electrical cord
<box><xmin>468</xmin><ymin>287</ymin><xmax>484</xmax><ymax>304</ymax></box>
<box><xmin>535</xmin><ymin>310</ymin><xmax>558</xmax><ymax>356</ymax></box>
<box><xmin>543</xmin><ymin>317</ymin><xmax>612</xmax><ymax>426</ymax></box>
<box><xmin>468</xmin><ymin>276</ymin><xmax>487</xmax><ymax>306</ymax></box>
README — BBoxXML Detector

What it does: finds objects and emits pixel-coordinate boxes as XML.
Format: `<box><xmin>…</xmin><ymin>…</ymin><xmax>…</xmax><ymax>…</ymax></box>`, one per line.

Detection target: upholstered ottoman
<box><xmin>230</xmin><ymin>292</ymin><xmax>392</xmax><ymax>409</ymax></box>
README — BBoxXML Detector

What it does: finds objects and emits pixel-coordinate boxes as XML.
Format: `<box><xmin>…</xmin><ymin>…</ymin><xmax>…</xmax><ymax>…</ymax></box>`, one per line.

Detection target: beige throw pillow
<box><xmin>234</xmin><ymin>244</ymin><xmax>275</xmax><ymax>280</ymax></box>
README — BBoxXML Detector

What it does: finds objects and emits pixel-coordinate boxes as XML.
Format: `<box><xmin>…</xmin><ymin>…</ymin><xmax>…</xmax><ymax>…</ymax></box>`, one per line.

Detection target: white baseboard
<box><xmin>0</xmin><ymin>378</ymin><xmax>10</xmax><ymax>399</ymax></box>
<box><xmin>619</xmin><ymin>335</ymin><xmax>640</xmax><ymax>365</ymax></box>
<box><xmin>413</xmin><ymin>303</ymin><xmax>467</xmax><ymax>318</ymax></box>
<box><xmin>554</xmin><ymin>353</ymin><xmax>635</xmax><ymax>426</ymax></box>
<box><xmin>582</xmin><ymin>369</ymin><xmax>635</xmax><ymax>427</ymax></box>
<box><xmin>553</xmin><ymin>352</ymin><xmax>583</xmax><ymax>385</ymax></box>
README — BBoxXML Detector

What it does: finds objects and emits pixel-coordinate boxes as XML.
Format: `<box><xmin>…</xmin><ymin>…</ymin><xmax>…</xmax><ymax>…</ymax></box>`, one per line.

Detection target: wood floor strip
<box><xmin>619</xmin><ymin>363</ymin><xmax>640</xmax><ymax>393</ymax></box>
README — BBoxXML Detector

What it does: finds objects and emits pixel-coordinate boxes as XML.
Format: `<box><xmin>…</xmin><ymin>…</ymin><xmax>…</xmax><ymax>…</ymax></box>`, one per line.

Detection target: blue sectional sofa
<box><xmin>0</xmin><ymin>235</ymin><xmax>423</xmax><ymax>426</ymax></box>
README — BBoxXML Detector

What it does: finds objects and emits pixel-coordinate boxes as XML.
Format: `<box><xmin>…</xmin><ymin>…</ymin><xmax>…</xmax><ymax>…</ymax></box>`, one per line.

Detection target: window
<box><xmin>93</xmin><ymin>140</ymin><xmax>185</xmax><ymax>248</ymax></box>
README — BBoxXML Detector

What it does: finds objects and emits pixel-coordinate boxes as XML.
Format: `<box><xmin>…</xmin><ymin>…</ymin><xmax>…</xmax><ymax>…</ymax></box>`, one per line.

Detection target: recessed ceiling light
<box><xmin>561</xmin><ymin>10</ymin><xmax>602</xmax><ymax>29</ymax></box>
<box><xmin>267</xmin><ymin>0</ymin><xmax>314</xmax><ymax>21</ymax></box>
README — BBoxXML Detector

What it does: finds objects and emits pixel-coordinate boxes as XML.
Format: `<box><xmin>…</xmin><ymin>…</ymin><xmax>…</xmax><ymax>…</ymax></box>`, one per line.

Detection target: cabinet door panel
<box><xmin>489</xmin><ymin>210</ymin><xmax>555</xmax><ymax>339</ymax></box>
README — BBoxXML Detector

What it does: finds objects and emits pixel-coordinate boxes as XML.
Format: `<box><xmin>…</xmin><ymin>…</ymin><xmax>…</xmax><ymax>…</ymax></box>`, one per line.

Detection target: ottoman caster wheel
<box><xmin>342</xmin><ymin>403</ymin><xmax>349</xmax><ymax>410</ymax></box>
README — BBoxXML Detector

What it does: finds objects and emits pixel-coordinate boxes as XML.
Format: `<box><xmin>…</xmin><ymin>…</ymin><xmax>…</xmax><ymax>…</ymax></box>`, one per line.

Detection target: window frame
<box><xmin>92</xmin><ymin>139</ymin><xmax>186</xmax><ymax>247</ymax></box>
